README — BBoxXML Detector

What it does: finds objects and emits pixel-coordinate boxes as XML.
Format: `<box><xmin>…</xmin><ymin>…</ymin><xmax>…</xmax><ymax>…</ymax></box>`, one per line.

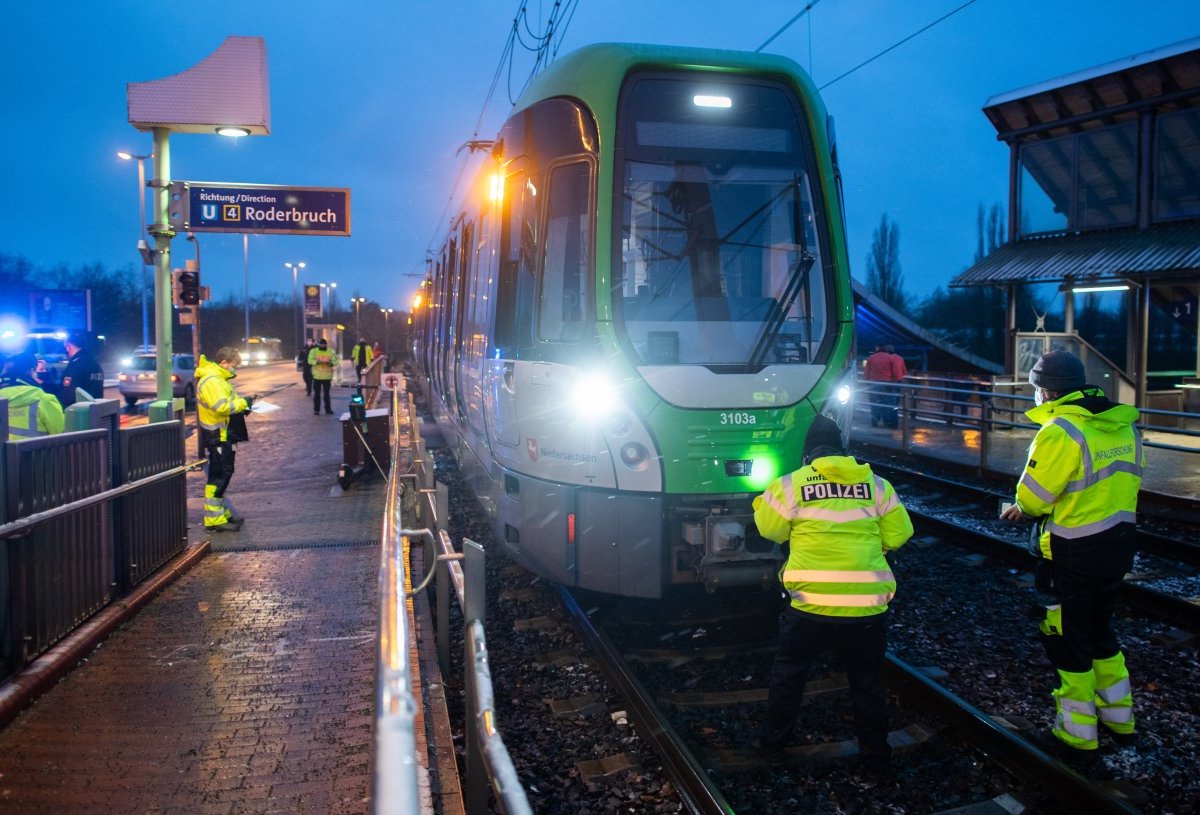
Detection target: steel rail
<box><xmin>910</xmin><ymin>510</ymin><xmax>1200</xmax><ymax>631</ymax></box>
<box><xmin>558</xmin><ymin>587</ymin><xmax>734</xmax><ymax>815</ymax></box>
<box><xmin>884</xmin><ymin>653</ymin><xmax>1143</xmax><ymax>814</ymax></box>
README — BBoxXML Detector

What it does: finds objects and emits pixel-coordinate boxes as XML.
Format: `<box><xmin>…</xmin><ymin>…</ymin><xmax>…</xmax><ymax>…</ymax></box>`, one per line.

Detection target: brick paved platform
<box><xmin>0</xmin><ymin>367</ymin><xmax>388</xmax><ymax>814</ymax></box>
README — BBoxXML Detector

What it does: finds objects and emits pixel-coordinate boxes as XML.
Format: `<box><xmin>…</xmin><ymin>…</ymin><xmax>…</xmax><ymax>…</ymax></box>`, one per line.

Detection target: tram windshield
<box><xmin>615</xmin><ymin>75</ymin><xmax>830</xmax><ymax>368</ymax></box>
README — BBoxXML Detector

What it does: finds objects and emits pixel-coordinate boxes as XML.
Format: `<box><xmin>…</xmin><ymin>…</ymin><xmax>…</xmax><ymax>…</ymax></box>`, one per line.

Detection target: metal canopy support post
<box><xmin>151</xmin><ymin>128</ymin><xmax>174</xmax><ymax>403</ymax></box>
<box><xmin>1138</xmin><ymin>279</ymin><xmax>1150</xmax><ymax>409</ymax></box>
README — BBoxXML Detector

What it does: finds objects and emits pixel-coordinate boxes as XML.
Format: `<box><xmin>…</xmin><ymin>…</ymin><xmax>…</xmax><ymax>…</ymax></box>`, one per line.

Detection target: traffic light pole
<box><xmin>150</xmin><ymin>128</ymin><xmax>175</xmax><ymax>403</ymax></box>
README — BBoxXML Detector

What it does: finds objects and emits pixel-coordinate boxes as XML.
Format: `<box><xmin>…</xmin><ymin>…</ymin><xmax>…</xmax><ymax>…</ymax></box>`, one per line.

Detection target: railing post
<box><xmin>463</xmin><ymin>540</ymin><xmax>487</xmax><ymax>814</ymax></box>
<box><xmin>436</xmin><ymin>482</ymin><xmax>448</xmax><ymax>529</ymax></box>
<box><xmin>980</xmin><ymin>406</ymin><xmax>991</xmax><ymax>471</ymax></box>
<box><xmin>900</xmin><ymin>387</ymin><xmax>912</xmax><ymax>453</ymax></box>
<box><xmin>436</xmin><ymin>542</ymin><xmax>450</xmax><ymax>675</ymax></box>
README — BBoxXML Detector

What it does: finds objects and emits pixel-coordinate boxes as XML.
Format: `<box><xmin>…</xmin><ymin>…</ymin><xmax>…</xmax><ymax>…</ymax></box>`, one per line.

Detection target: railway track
<box><xmin>560</xmin><ymin>587</ymin><xmax>1151</xmax><ymax>814</ymax></box>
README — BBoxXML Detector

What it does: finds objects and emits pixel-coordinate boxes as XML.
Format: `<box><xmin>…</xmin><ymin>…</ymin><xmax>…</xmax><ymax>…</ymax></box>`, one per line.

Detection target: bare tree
<box><xmin>865</xmin><ymin>213</ymin><xmax>905</xmax><ymax>311</ymax></box>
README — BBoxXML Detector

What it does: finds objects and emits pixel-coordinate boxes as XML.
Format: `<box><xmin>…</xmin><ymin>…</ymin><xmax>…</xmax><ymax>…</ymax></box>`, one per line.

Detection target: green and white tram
<box><xmin>414</xmin><ymin>43</ymin><xmax>855</xmax><ymax>597</ymax></box>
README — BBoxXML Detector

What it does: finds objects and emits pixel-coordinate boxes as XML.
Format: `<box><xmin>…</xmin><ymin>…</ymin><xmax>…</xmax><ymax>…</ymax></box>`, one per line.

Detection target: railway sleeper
<box><xmin>707</xmin><ymin>722</ymin><xmax>934</xmax><ymax>771</ymax></box>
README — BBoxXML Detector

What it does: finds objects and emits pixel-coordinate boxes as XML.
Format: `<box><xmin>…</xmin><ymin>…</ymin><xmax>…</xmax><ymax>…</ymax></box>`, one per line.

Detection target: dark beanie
<box><xmin>1028</xmin><ymin>350</ymin><xmax>1085</xmax><ymax>393</ymax></box>
<box><xmin>804</xmin><ymin>414</ymin><xmax>845</xmax><ymax>459</ymax></box>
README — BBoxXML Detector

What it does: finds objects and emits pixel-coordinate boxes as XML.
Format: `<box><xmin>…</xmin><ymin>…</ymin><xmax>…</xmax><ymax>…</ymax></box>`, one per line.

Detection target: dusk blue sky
<box><xmin>2</xmin><ymin>1</ymin><xmax>1197</xmax><ymax>318</ymax></box>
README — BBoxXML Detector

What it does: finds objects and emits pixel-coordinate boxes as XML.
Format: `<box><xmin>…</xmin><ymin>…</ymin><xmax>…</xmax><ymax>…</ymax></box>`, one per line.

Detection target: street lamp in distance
<box><xmin>117</xmin><ymin>150</ymin><xmax>153</xmax><ymax>352</ymax></box>
<box><xmin>351</xmin><ymin>297</ymin><xmax>366</xmax><ymax>339</ymax></box>
<box><xmin>319</xmin><ymin>282</ymin><xmax>338</xmax><ymax>319</ymax></box>
<box><xmin>380</xmin><ymin>308</ymin><xmax>395</xmax><ymax>359</ymax></box>
<box><xmin>284</xmin><ymin>261</ymin><xmax>306</xmax><ymax>355</ymax></box>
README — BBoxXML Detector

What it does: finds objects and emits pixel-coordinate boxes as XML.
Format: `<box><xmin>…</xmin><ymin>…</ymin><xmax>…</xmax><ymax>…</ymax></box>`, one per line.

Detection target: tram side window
<box><xmin>495</xmin><ymin>172</ymin><xmax>538</xmax><ymax>357</ymax></box>
<box><xmin>537</xmin><ymin>161</ymin><xmax>592</xmax><ymax>344</ymax></box>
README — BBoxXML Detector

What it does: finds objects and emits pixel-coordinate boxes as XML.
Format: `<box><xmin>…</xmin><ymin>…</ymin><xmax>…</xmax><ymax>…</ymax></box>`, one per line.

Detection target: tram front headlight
<box><xmin>570</xmin><ymin>372</ymin><xmax>619</xmax><ymax>421</ymax></box>
<box><xmin>836</xmin><ymin>384</ymin><xmax>852</xmax><ymax>405</ymax></box>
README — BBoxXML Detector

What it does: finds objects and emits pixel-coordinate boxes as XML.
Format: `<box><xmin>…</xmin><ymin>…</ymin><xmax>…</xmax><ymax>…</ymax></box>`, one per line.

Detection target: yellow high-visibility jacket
<box><xmin>351</xmin><ymin>343</ymin><xmax>373</xmax><ymax>366</ymax></box>
<box><xmin>1015</xmin><ymin>388</ymin><xmax>1142</xmax><ymax>568</ymax></box>
<box><xmin>308</xmin><ymin>347</ymin><xmax>337</xmax><ymax>381</ymax></box>
<box><xmin>195</xmin><ymin>356</ymin><xmax>247</xmax><ymax>443</ymax></box>
<box><xmin>1</xmin><ymin>380</ymin><xmax>65</xmax><ymax>440</ymax></box>
<box><xmin>754</xmin><ymin>455</ymin><xmax>913</xmax><ymax>618</ymax></box>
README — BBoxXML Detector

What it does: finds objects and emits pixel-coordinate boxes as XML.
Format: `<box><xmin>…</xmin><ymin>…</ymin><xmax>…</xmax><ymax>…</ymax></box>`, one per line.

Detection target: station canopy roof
<box><xmin>953</xmin><ymin>37</ymin><xmax>1200</xmax><ymax>289</ymax></box>
<box><xmin>982</xmin><ymin>35</ymin><xmax>1200</xmax><ymax>141</ymax></box>
<box><xmin>951</xmin><ymin>221</ymin><xmax>1200</xmax><ymax>288</ymax></box>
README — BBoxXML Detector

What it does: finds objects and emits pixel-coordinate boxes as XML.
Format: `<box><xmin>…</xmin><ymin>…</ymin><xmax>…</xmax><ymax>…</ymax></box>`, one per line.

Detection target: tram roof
<box><xmin>514</xmin><ymin>42</ymin><xmax>817</xmax><ymax>114</ymax></box>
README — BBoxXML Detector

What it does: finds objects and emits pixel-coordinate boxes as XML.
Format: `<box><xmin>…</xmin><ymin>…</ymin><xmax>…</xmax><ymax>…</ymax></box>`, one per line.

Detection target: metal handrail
<box><xmin>0</xmin><ymin>458</ymin><xmax>205</xmax><ymax>542</ymax></box>
<box><xmin>373</xmin><ymin>385</ymin><xmax>532</xmax><ymax>815</ymax></box>
<box><xmin>857</xmin><ymin>376</ymin><xmax>1200</xmax><ymax>454</ymax></box>
<box><xmin>372</xmin><ymin>388</ymin><xmax>424</xmax><ymax>814</ymax></box>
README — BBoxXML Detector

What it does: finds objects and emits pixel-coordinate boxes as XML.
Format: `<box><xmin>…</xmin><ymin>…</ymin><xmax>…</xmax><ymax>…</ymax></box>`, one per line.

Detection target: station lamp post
<box><xmin>351</xmin><ymin>297</ymin><xmax>366</xmax><ymax>339</ymax></box>
<box><xmin>381</xmin><ymin>308</ymin><xmax>394</xmax><ymax>357</ymax></box>
<box><xmin>319</xmin><ymin>282</ymin><xmax>338</xmax><ymax>320</ymax></box>
<box><xmin>285</xmin><ymin>261</ymin><xmax>306</xmax><ymax>354</ymax></box>
<box><xmin>117</xmin><ymin>150</ymin><xmax>153</xmax><ymax>352</ymax></box>
<box><xmin>127</xmin><ymin>35</ymin><xmax>270</xmax><ymax>403</ymax></box>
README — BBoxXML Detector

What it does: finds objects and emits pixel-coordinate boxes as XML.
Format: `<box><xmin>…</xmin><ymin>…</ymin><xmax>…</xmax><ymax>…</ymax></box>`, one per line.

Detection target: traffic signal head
<box><xmin>173</xmin><ymin>268</ymin><xmax>200</xmax><ymax>307</ymax></box>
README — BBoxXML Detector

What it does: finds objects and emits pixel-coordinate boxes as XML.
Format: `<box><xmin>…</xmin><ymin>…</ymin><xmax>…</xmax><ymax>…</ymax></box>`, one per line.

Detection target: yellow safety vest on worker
<box><xmin>351</xmin><ymin>343</ymin><xmax>373</xmax><ymax>367</ymax></box>
<box><xmin>1</xmin><ymin>380</ymin><xmax>65</xmax><ymax>440</ymax></box>
<box><xmin>308</xmin><ymin>346</ymin><xmax>337</xmax><ymax>380</ymax></box>
<box><xmin>195</xmin><ymin>356</ymin><xmax>248</xmax><ymax>443</ymax></box>
<box><xmin>754</xmin><ymin>455</ymin><xmax>914</xmax><ymax>618</ymax></box>
<box><xmin>1015</xmin><ymin>387</ymin><xmax>1143</xmax><ymax>559</ymax></box>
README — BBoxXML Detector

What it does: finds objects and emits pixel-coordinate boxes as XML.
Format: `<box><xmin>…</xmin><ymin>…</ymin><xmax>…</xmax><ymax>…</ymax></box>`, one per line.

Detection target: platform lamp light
<box><xmin>351</xmin><ymin>297</ymin><xmax>366</xmax><ymax>339</ymax></box>
<box><xmin>285</xmin><ymin>261</ymin><xmax>306</xmax><ymax>355</ymax></box>
<box><xmin>117</xmin><ymin>150</ymin><xmax>153</xmax><ymax>353</ymax></box>
<box><xmin>381</xmin><ymin>307</ymin><xmax>394</xmax><ymax>357</ymax></box>
<box><xmin>319</xmin><ymin>282</ymin><xmax>338</xmax><ymax>319</ymax></box>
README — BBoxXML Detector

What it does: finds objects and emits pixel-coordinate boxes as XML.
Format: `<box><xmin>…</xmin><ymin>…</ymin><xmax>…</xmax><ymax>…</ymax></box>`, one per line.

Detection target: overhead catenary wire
<box><xmin>819</xmin><ymin>0</ymin><xmax>980</xmax><ymax>89</ymax></box>
<box><xmin>427</xmin><ymin>0</ymin><xmax>582</xmax><ymax>257</ymax></box>
<box><xmin>755</xmin><ymin>0</ymin><xmax>823</xmax><ymax>53</ymax></box>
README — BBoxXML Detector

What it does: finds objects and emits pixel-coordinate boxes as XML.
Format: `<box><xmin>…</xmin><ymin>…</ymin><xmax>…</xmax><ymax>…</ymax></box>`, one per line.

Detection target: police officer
<box><xmin>59</xmin><ymin>331</ymin><xmax>104</xmax><ymax>407</ymax></box>
<box><xmin>1</xmin><ymin>353</ymin><xmax>65</xmax><ymax>440</ymax></box>
<box><xmin>1001</xmin><ymin>350</ymin><xmax>1141</xmax><ymax>752</ymax></box>
<box><xmin>307</xmin><ymin>338</ymin><xmax>336</xmax><ymax>415</ymax></box>
<box><xmin>753</xmin><ymin>414</ymin><xmax>914</xmax><ymax>775</ymax></box>
<box><xmin>196</xmin><ymin>347</ymin><xmax>253</xmax><ymax>533</ymax></box>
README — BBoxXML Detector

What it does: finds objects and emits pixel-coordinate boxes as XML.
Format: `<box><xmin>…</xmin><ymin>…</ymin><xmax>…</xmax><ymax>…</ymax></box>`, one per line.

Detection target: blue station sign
<box><xmin>169</xmin><ymin>181</ymin><xmax>351</xmax><ymax>236</ymax></box>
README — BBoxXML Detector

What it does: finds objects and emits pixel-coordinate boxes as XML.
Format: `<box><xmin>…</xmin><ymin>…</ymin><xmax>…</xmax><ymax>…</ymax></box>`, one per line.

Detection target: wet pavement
<box><xmin>0</xmin><ymin>363</ymin><xmax>386</xmax><ymax>814</ymax></box>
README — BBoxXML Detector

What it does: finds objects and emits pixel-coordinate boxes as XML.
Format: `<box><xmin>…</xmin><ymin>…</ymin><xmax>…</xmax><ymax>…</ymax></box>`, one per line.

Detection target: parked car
<box><xmin>117</xmin><ymin>353</ymin><xmax>196</xmax><ymax>407</ymax></box>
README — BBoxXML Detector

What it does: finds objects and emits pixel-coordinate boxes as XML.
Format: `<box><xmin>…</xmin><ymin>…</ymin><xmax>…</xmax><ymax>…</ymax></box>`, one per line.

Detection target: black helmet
<box><xmin>803</xmin><ymin>414</ymin><xmax>845</xmax><ymax>461</ymax></box>
<box><xmin>1029</xmin><ymin>350</ymin><xmax>1085</xmax><ymax>393</ymax></box>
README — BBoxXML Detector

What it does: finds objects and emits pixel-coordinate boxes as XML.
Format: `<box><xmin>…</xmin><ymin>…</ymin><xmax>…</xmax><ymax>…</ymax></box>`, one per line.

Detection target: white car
<box><xmin>117</xmin><ymin>354</ymin><xmax>195</xmax><ymax>407</ymax></box>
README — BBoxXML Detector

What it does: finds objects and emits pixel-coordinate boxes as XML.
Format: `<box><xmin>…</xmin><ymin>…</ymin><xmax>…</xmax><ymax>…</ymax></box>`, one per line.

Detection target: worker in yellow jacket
<box><xmin>351</xmin><ymin>338</ymin><xmax>373</xmax><ymax>382</ymax></box>
<box><xmin>196</xmin><ymin>347</ymin><xmax>252</xmax><ymax>532</ymax></box>
<box><xmin>753</xmin><ymin>414</ymin><xmax>913</xmax><ymax>776</ymax></box>
<box><xmin>1</xmin><ymin>353</ymin><xmax>65</xmax><ymax>440</ymax></box>
<box><xmin>1002</xmin><ymin>350</ymin><xmax>1142</xmax><ymax>752</ymax></box>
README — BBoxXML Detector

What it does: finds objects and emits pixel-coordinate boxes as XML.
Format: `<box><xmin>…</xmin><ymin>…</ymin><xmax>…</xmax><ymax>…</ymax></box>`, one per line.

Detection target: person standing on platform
<box><xmin>1</xmin><ymin>353</ymin><xmax>65</xmax><ymax>440</ymax></box>
<box><xmin>297</xmin><ymin>338</ymin><xmax>315</xmax><ymax>396</ymax></box>
<box><xmin>33</xmin><ymin>358</ymin><xmax>59</xmax><ymax>394</ymax></box>
<box><xmin>884</xmin><ymin>345</ymin><xmax>907</xmax><ymax>427</ymax></box>
<box><xmin>196</xmin><ymin>347</ymin><xmax>253</xmax><ymax>533</ymax></box>
<box><xmin>863</xmin><ymin>346</ymin><xmax>896</xmax><ymax>428</ymax></box>
<box><xmin>1001</xmin><ymin>350</ymin><xmax>1142</xmax><ymax>753</ymax></box>
<box><xmin>308</xmin><ymin>338</ymin><xmax>336</xmax><ymax>415</ymax></box>
<box><xmin>59</xmin><ymin>331</ymin><xmax>104</xmax><ymax>408</ymax></box>
<box><xmin>351</xmin><ymin>338</ymin><xmax>373</xmax><ymax>382</ymax></box>
<box><xmin>752</xmin><ymin>414</ymin><xmax>914</xmax><ymax>776</ymax></box>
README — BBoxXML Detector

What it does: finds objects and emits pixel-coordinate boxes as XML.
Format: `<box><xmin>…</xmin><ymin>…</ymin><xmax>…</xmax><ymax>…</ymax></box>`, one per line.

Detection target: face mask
<box><xmin>1034</xmin><ymin>388</ymin><xmax>1047</xmax><ymax>406</ymax></box>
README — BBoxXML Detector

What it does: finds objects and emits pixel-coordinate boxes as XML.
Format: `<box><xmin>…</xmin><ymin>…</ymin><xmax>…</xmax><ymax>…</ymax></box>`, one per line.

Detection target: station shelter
<box><xmin>951</xmin><ymin>37</ymin><xmax>1200</xmax><ymax>412</ymax></box>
